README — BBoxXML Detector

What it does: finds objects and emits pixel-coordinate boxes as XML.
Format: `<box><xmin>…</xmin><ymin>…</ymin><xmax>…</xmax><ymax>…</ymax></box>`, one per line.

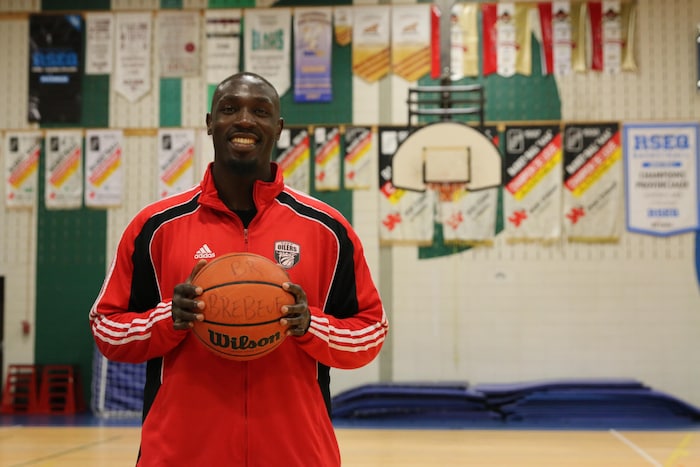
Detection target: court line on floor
<box><xmin>609</xmin><ymin>429</ymin><xmax>661</xmax><ymax>467</ymax></box>
<box><xmin>8</xmin><ymin>434</ymin><xmax>126</xmax><ymax>467</ymax></box>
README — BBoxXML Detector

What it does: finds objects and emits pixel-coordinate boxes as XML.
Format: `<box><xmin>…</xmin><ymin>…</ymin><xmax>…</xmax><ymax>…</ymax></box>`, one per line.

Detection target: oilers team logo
<box><xmin>274</xmin><ymin>241</ymin><xmax>300</xmax><ymax>269</ymax></box>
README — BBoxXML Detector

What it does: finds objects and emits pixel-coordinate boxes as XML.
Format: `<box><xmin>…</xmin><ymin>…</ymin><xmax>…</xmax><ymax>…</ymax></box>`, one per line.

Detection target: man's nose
<box><xmin>235</xmin><ymin>107</ymin><xmax>255</xmax><ymax>126</ymax></box>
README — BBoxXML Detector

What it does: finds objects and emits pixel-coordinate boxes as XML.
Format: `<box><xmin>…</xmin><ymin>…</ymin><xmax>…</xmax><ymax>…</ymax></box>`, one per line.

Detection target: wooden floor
<box><xmin>0</xmin><ymin>425</ymin><xmax>698</xmax><ymax>466</ymax></box>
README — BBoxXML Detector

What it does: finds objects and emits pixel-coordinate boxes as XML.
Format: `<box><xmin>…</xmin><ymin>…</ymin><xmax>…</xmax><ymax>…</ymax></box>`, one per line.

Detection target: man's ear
<box><xmin>206</xmin><ymin>113</ymin><xmax>212</xmax><ymax>135</ymax></box>
<box><xmin>276</xmin><ymin>118</ymin><xmax>285</xmax><ymax>141</ymax></box>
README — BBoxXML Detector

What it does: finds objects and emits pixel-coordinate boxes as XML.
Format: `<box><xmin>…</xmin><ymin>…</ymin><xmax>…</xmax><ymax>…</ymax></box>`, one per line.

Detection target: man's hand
<box><xmin>172</xmin><ymin>260</ymin><xmax>207</xmax><ymax>330</ymax></box>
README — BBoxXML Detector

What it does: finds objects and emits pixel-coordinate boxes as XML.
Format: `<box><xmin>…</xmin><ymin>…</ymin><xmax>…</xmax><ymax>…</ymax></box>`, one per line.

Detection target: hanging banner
<box><xmin>623</xmin><ymin>122</ymin><xmax>700</xmax><ymax>236</ymax></box>
<box><xmin>276</xmin><ymin>128</ymin><xmax>311</xmax><ymax>194</ymax></box>
<box><xmin>293</xmin><ymin>8</ymin><xmax>332</xmax><ymax>103</ymax></box>
<box><xmin>562</xmin><ymin>123</ymin><xmax>623</xmax><ymax>242</ymax></box>
<box><xmin>158</xmin><ymin>129</ymin><xmax>195</xmax><ymax>199</ymax></box>
<box><xmin>85</xmin><ymin>12</ymin><xmax>114</xmax><ymax>75</ymax></box>
<box><xmin>391</xmin><ymin>4</ymin><xmax>432</xmax><ymax>82</ymax></box>
<box><xmin>481</xmin><ymin>2</ymin><xmax>531</xmax><ymax>77</ymax></box>
<box><xmin>85</xmin><ymin>129</ymin><xmax>124</xmax><ymax>208</ymax></box>
<box><xmin>450</xmin><ymin>3</ymin><xmax>479</xmax><ymax>80</ymax></box>
<box><xmin>439</xmin><ymin>126</ymin><xmax>500</xmax><ymax>246</ymax></box>
<box><xmin>571</xmin><ymin>1</ymin><xmax>588</xmax><ymax>72</ymax></box>
<box><xmin>4</xmin><ymin>131</ymin><xmax>41</xmax><ymax>208</ymax></box>
<box><xmin>503</xmin><ymin>125</ymin><xmax>563</xmax><ymax>243</ymax></box>
<box><xmin>344</xmin><ymin>126</ymin><xmax>372</xmax><ymax>190</ymax></box>
<box><xmin>45</xmin><ymin>130</ymin><xmax>83</xmax><ymax>210</ymax></box>
<box><xmin>379</xmin><ymin>127</ymin><xmax>434</xmax><ymax>245</ymax></box>
<box><xmin>28</xmin><ymin>14</ymin><xmax>83</xmax><ymax>124</ymax></box>
<box><xmin>244</xmin><ymin>8</ymin><xmax>292</xmax><ymax>96</ymax></box>
<box><xmin>589</xmin><ymin>0</ymin><xmax>622</xmax><ymax>73</ymax></box>
<box><xmin>333</xmin><ymin>6</ymin><xmax>353</xmax><ymax>46</ymax></box>
<box><xmin>313</xmin><ymin>126</ymin><xmax>341</xmax><ymax>191</ymax></box>
<box><xmin>352</xmin><ymin>6</ymin><xmax>391</xmax><ymax>83</ymax></box>
<box><xmin>157</xmin><ymin>10</ymin><xmax>201</xmax><ymax>77</ymax></box>
<box><xmin>620</xmin><ymin>1</ymin><xmax>638</xmax><ymax>72</ymax></box>
<box><xmin>114</xmin><ymin>12</ymin><xmax>152</xmax><ymax>103</ymax></box>
<box><xmin>538</xmin><ymin>1</ymin><xmax>573</xmax><ymax>75</ymax></box>
<box><xmin>204</xmin><ymin>9</ymin><xmax>241</xmax><ymax>106</ymax></box>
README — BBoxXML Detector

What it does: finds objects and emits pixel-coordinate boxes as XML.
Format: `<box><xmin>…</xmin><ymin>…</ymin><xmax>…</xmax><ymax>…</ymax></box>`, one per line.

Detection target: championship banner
<box><xmin>588</xmin><ymin>1</ymin><xmax>622</xmax><ymax>73</ymax></box>
<box><xmin>352</xmin><ymin>6</ymin><xmax>391</xmax><ymax>83</ymax></box>
<box><xmin>114</xmin><ymin>12</ymin><xmax>152</xmax><ymax>103</ymax></box>
<box><xmin>503</xmin><ymin>125</ymin><xmax>563</xmax><ymax>243</ymax></box>
<box><xmin>157</xmin><ymin>11</ymin><xmax>200</xmax><ymax>77</ymax></box>
<box><xmin>244</xmin><ymin>8</ymin><xmax>292</xmax><ymax>96</ymax></box>
<box><xmin>344</xmin><ymin>126</ymin><xmax>372</xmax><ymax>190</ymax></box>
<box><xmin>4</xmin><ymin>131</ymin><xmax>41</xmax><ymax>208</ymax></box>
<box><xmin>481</xmin><ymin>2</ymin><xmax>532</xmax><ymax>77</ymax></box>
<box><xmin>157</xmin><ymin>129</ymin><xmax>195</xmax><ymax>199</ymax></box>
<box><xmin>276</xmin><ymin>128</ymin><xmax>310</xmax><ymax>194</ymax></box>
<box><xmin>85</xmin><ymin>129</ymin><xmax>123</xmax><ymax>208</ymax></box>
<box><xmin>205</xmin><ymin>9</ymin><xmax>241</xmax><ymax>104</ymax></box>
<box><xmin>333</xmin><ymin>6</ymin><xmax>353</xmax><ymax>46</ymax></box>
<box><xmin>391</xmin><ymin>4</ymin><xmax>432</xmax><ymax>82</ymax></box>
<box><xmin>293</xmin><ymin>8</ymin><xmax>332</xmax><ymax>103</ymax></box>
<box><xmin>623</xmin><ymin>122</ymin><xmax>700</xmax><ymax>236</ymax></box>
<box><xmin>45</xmin><ymin>130</ymin><xmax>83</xmax><ymax>210</ymax></box>
<box><xmin>29</xmin><ymin>14</ymin><xmax>83</xmax><ymax>124</ymax></box>
<box><xmin>85</xmin><ymin>12</ymin><xmax>114</xmax><ymax>75</ymax></box>
<box><xmin>439</xmin><ymin>126</ymin><xmax>500</xmax><ymax>246</ymax></box>
<box><xmin>313</xmin><ymin>126</ymin><xmax>340</xmax><ymax>191</ymax></box>
<box><xmin>538</xmin><ymin>1</ymin><xmax>573</xmax><ymax>75</ymax></box>
<box><xmin>450</xmin><ymin>3</ymin><xmax>479</xmax><ymax>80</ymax></box>
<box><xmin>378</xmin><ymin>127</ymin><xmax>434</xmax><ymax>245</ymax></box>
<box><xmin>562</xmin><ymin>123</ymin><xmax>623</xmax><ymax>242</ymax></box>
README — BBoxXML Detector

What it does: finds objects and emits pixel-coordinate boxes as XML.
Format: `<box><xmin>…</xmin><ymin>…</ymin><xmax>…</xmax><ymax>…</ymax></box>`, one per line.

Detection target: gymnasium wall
<box><xmin>0</xmin><ymin>0</ymin><xmax>699</xmax><ymax>409</ymax></box>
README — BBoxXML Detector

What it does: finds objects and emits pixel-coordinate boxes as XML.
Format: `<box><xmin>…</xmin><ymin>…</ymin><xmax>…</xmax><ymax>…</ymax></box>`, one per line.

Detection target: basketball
<box><xmin>191</xmin><ymin>252</ymin><xmax>295</xmax><ymax>361</ymax></box>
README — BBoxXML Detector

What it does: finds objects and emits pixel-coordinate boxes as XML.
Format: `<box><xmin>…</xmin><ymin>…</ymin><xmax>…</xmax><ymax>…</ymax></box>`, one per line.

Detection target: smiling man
<box><xmin>89</xmin><ymin>72</ymin><xmax>388</xmax><ymax>466</ymax></box>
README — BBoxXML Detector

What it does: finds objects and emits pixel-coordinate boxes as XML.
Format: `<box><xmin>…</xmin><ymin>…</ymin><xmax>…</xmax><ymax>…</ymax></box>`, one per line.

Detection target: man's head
<box><xmin>206</xmin><ymin>72</ymin><xmax>284</xmax><ymax>179</ymax></box>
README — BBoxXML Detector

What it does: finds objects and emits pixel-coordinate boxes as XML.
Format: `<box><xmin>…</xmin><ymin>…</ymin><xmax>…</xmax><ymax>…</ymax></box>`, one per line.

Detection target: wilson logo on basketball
<box><xmin>207</xmin><ymin>329</ymin><xmax>282</xmax><ymax>351</ymax></box>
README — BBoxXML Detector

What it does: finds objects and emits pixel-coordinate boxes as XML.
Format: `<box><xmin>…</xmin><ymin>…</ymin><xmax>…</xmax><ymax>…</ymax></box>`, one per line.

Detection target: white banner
<box><xmin>552</xmin><ymin>1</ymin><xmax>572</xmax><ymax>76</ymax></box>
<box><xmin>158</xmin><ymin>129</ymin><xmax>196</xmax><ymax>199</ymax></box>
<box><xmin>205</xmin><ymin>9</ymin><xmax>241</xmax><ymax>87</ymax></box>
<box><xmin>114</xmin><ymin>13</ymin><xmax>152</xmax><ymax>103</ymax></box>
<box><xmin>157</xmin><ymin>11</ymin><xmax>201</xmax><ymax>77</ymax></box>
<box><xmin>439</xmin><ymin>189</ymin><xmax>498</xmax><ymax>245</ymax></box>
<box><xmin>344</xmin><ymin>126</ymin><xmax>372</xmax><ymax>190</ymax></box>
<box><xmin>244</xmin><ymin>8</ymin><xmax>291</xmax><ymax>96</ymax></box>
<box><xmin>313</xmin><ymin>126</ymin><xmax>340</xmax><ymax>191</ymax></box>
<box><xmin>624</xmin><ymin>122</ymin><xmax>700</xmax><ymax>236</ymax></box>
<box><xmin>4</xmin><ymin>131</ymin><xmax>41</xmax><ymax>208</ymax></box>
<box><xmin>85</xmin><ymin>12</ymin><xmax>114</xmax><ymax>75</ymax></box>
<box><xmin>276</xmin><ymin>128</ymin><xmax>311</xmax><ymax>194</ymax></box>
<box><xmin>45</xmin><ymin>130</ymin><xmax>83</xmax><ymax>210</ymax></box>
<box><xmin>85</xmin><ymin>129</ymin><xmax>123</xmax><ymax>208</ymax></box>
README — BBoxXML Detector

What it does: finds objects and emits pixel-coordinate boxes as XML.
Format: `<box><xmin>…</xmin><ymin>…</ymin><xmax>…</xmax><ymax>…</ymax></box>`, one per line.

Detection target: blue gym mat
<box><xmin>331</xmin><ymin>379</ymin><xmax>700</xmax><ymax>429</ymax></box>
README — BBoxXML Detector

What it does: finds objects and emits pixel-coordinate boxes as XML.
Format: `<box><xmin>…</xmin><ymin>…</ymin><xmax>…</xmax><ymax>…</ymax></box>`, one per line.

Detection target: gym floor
<box><xmin>1</xmin><ymin>415</ymin><xmax>698</xmax><ymax>466</ymax></box>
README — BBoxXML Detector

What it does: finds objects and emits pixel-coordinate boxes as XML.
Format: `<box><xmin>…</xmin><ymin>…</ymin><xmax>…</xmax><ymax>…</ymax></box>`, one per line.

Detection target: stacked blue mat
<box><xmin>331</xmin><ymin>379</ymin><xmax>700</xmax><ymax>428</ymax></box>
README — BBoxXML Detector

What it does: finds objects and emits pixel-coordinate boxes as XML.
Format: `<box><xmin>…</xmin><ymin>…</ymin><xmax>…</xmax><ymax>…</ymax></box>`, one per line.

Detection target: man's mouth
<box><xmin>230</xmin><ymin>136</ymin><xmax>256</xmax><ymax>145</ymax></box>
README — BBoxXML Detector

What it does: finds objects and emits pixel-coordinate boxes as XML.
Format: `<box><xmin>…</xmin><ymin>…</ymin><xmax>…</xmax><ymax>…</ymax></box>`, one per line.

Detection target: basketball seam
<box><xmin>202</xmin><ymin>281</ymin><xmax>286</xmax><ymax>291</ymax></box>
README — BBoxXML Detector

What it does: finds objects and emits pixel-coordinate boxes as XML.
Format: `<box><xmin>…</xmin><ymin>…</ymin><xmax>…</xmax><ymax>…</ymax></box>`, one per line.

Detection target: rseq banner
<box><xmin>624</xmin><ymin>122</ymin><xmax>700</xmax><ymax>236</ymax></box>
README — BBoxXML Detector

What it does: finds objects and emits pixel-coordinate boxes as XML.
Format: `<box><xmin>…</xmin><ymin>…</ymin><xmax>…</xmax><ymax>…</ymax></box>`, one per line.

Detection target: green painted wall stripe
<box><xmin>160</xmin><ymin>78</ymin><xmax>182</xmax><ymax>127</ymax></box>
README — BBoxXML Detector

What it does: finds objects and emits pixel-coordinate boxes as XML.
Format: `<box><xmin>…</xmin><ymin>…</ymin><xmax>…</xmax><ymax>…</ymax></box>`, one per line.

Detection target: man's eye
<box><xmin>255</xmin><ymin>108</ymin><xmax>270</xmax><ymax>116</ymax></box>
<box><xmin>221</xmin><ymin>105</ymin><xmax>236</xmax><ymax>113</ymax></box>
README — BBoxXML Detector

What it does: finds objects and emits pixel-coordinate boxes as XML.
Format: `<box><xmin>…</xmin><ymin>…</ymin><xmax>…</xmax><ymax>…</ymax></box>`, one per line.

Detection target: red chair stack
<box><xmin>0</xmin><ymin>364</ymin><xmax>39</xmax><ymax>414</ymax></box>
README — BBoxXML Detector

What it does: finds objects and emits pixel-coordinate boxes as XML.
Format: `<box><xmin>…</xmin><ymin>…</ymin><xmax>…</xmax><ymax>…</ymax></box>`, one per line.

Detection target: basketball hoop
<box><xmin>427</xmin><ymin>181</ymin><xmax>466</xmax><ymax>202</ymax></box>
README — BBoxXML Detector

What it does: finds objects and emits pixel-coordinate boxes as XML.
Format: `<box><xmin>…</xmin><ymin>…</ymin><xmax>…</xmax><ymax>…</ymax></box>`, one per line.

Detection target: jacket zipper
<box><xmin>244</xmin><ymin>228</ymin><xmax>249</xmax><ymax>250</ymax></box>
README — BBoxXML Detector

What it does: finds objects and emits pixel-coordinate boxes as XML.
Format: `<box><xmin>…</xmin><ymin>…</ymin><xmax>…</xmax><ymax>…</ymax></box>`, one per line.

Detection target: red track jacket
<box><xmin>90</xmin><ymin>163</ymin><xmax>388</xmax><ymax>466</ymax></box>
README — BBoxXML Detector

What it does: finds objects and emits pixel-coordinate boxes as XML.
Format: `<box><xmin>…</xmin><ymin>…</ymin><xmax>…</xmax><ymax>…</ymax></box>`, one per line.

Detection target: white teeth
<box><xmin>231</xmin><ymin>137</ymin><xmax>255</xmax><ymax>145</ymax></box>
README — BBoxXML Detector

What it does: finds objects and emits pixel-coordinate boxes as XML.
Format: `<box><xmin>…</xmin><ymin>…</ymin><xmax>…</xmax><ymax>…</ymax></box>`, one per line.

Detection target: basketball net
<box><xmin>426</xmin><ymin>182</ymin><xmax>466</xmax><ymax>202</ymax></box>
